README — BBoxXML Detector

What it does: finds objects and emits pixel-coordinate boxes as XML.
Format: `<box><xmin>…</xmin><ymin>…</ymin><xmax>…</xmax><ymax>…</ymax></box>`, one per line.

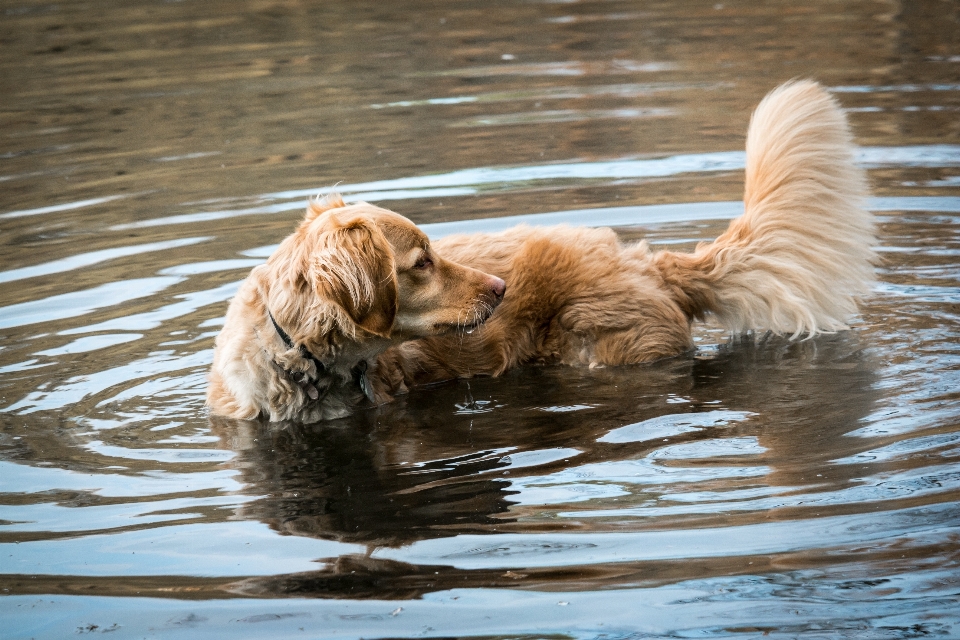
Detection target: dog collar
<box><xmin>267</xmin><ymin>309</ymin><xmax>327</xmax><ymax>401</ymax></box>
<box><xmin>267</xmin><ymin>310</ymin><xmax>374</xmax><ymax>404</ymax></box>
<box><xmin>268</xmin><ymin>310</ymin><xmax>326</xmax><ymax>374</ymax></box>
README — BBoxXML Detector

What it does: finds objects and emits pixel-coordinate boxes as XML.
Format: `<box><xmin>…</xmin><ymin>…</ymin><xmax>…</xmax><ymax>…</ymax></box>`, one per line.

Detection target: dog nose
<box><xmin>490</xmin><ymin>276</ymin><xmax>506</xmax><ymax>301</ymax></box>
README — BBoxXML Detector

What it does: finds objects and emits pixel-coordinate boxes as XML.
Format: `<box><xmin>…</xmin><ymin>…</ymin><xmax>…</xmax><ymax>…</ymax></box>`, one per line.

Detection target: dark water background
<box><xmin>2</xmin><ymin>1</ymin><xmax>959</xmax><ymax>638</ymax></box>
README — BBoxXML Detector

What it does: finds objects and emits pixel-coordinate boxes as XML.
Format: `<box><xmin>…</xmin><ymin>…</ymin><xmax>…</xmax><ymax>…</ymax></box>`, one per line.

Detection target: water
<box><xmin>2</xmin><ymin>1</ymin><xmax>959</xmax><ymax>638</ymax></box>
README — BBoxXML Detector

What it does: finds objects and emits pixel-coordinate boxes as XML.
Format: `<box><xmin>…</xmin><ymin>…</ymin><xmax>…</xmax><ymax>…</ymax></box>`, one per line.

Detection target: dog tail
<box><xmin>653</xmin><ymin>80</ymin><xmax>875</xmax><ymax>337</ymax></box>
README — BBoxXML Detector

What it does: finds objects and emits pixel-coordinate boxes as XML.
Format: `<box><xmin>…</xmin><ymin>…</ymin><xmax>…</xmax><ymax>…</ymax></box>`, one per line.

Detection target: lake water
<box><xmin>2</xmin><ymin>1</ymin><xmax>959</xmax><ymax>638</ymax></box>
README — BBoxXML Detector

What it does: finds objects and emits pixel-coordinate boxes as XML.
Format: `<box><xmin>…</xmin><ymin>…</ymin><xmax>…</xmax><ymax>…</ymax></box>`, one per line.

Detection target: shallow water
<box><xmin>2</xmin><ymin>1</ymin><xmax>959</xmax><ymax>638</ymax></box>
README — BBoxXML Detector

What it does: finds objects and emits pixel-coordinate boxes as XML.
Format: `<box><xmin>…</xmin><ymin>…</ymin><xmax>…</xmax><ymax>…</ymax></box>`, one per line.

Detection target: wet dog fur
<box><xmin>207</xmin><ymin>197</ymin><xmax>506</xmax><ymax>422</ymax></box>
<box><xmin>374</xmin><ymin>81</ymin><xmax>876</xmax><ymax>391</ymax></box>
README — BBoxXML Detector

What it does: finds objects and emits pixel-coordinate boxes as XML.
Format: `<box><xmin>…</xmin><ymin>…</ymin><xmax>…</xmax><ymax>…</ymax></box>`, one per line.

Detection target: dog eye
<box><xmin>413</xmin><ymin>256</ymin><xmax>433</xmax><ymax>269</ymax></box>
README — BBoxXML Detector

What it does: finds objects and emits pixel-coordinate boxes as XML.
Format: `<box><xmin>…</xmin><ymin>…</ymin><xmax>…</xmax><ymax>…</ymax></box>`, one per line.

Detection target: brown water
<box><xmin>2</xmin><ymin>1</ymin><xmax>959</xmax><ymax>638</ymax></box>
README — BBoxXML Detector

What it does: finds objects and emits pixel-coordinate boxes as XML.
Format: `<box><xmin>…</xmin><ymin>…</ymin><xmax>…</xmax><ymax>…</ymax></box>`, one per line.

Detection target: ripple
<box><xmin>421</xmin><ymin>196</ymin><xmax>960</xmax><ymax>238</ymax></box>
<box><xmin>579</xmin><ymin>463</ymin><xmax>960</xmax><ymax>518</ymax></box>
<box><xmin>453</xmin><ymin>107</ymin><xmax>675</xmax><ymax>127</ymax></box>
<box><xmin>0</xmin><ymin>461</ymin><xmax>243</xmax><ymax>497</ymax></box>
<box><xmin>599</xmin><ymin>410</ymin><xmax>755</xmax><ymax>444</ymax></box>
<box><xmin>157</xmin><ymin>258</ymin><xmax>263</xmax><ymax>276</ymax></box>
<box><xmin>1</xmin><ymin>521</ymin><xmax>362</xmax><ymax>577</ymax></box>
<box><xmin>0</xmin><ymin>194</ymin><xmax>130</xmax><ymax>220</ymax></box>
<box><xmin>420</xmin><ymin>60</ymin><xmax>677</xmax><ymax>78</ymax></box>
<box><xmin>375</xmin><ymin>503</ymin><xmax>959</xmax><ymax>569</ymax></box>
<box><xmin>873</xmin><ymin>282</ymin><xmax>960</xmax><ymax>303</ymax></box>
<box><xmin>497</xmin><ymin>447</ymin><xmax>582</xmax><ymax>470</ymax></box>
<box><xmin>3</xmin><ymin>349</ymin><xmax>211</xmax><ymax>414</ymax></box>
<box><xmin>0</xmin><ymin>494</ymin><xmax>252</xmax><ymax>534</ymax></box>
<box><xmin>0</xmin><ymin>237</ymin><xmax>210</xmax><ymax>284</ymax></box>
<box><xmin>83</xmin><ymin>440</ymin><xmax>235</xmax><ymax>464</ymax></box>
<box><xmin>0</xmin><ymin>277</ymin><xmax>183</xmax><ymax>330</ymax></box>
<box><xmin>34</xmin><ymin>333</ymin><xmax>142</xmax><ymax>357</ymax></box>
<box><xmin>370</xmin><ymin>82</ymin><xmax>728</xmax><ymax>109</ymax></box>
<box><xmin>648</xmin><ymin>436</ymin><xmax>766</xmax><ymax>460</ymax></box>
<box><xmin>531</xmin><ymin>404</ymin><xmax>595</xmax><ymax>413</ymax></box>
<box><xmin>58</xmin><ymin>281</ymin><xmax>240</xmax><ymax>334</ymax></box>
<box><xmin>834</xmin><ymin>434</ymin><xmax>960</xmax><ymax>464</ymax></box>
<box><xmin>506</xmin><ymin>480</ymin><xmax>629</xmax><ymax>505</ymax></box>
<box><xmin>108</xmin><ymin>188</ymin><xmax>476</xmax><ymax>230</ymax></box>
<box><xmin>267</xmin><ymin>151</ymin><xmax>748</xmax><ymax>200</ymax></box>
<box><xmin>423</xmin><ymin>201</ymin><xmax>746</xmax><ymax>238</ymax></box>
<box><xmin>508</xmin><ymin>454</ymin><xmax>770</xmax><ymax>498</ymax></box>
<box><xmin>831</xmin><ymin>83</ymin><xmax>960</xmax><ymax>93</ymax></box>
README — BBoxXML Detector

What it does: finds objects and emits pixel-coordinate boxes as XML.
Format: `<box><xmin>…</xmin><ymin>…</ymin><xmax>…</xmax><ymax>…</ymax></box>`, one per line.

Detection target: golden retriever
<box><xmin>373</xmin><ymin>80</ymin><xmax>876</xmax><ymax>392</ymax></box>
<box><xmin>207</xmin><ymin>197</ymin><xmax>506</xmax><ymax>422</ymax></box>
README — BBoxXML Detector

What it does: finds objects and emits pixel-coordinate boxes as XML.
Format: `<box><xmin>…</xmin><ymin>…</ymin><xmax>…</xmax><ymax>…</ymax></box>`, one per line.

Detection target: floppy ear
<box><xmin>312</xmin><ymin>214</ymin><xmax>398</xmax><ymax>338</ymax></box>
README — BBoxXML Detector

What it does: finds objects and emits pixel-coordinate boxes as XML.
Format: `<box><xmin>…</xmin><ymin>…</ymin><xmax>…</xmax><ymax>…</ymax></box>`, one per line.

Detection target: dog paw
<box><xmin>274</xmin><ymin>348</ymin><xmax>318</xmax><ymax>379</ymax></box>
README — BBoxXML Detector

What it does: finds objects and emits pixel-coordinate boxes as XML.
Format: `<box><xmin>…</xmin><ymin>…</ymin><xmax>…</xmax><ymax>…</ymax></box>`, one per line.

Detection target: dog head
<box><xmin>264</xmin><ymin>194</ymin><xmax>505</xmax><ymax>342</ymax></box>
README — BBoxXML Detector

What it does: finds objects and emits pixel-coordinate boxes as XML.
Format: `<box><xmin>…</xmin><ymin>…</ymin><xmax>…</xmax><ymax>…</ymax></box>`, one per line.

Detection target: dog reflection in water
<box><xmin>210</xmin><ymin>332</ymin><xmax>879</xmax><ymax>598</ymax></box>
<box><xmin>209</xmin><ymin>412</ymin><xmax>515</xmax><ymax>548</ymax></box>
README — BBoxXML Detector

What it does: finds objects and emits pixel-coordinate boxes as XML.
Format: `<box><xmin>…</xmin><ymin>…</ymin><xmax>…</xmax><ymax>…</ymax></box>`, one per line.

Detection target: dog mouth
<box><xmin>433</xmin><ymin>304</ymin><xmax>498</xmax><ymax>335</ymax></box>
<box><xmin>434</xmin><ymin>317</ymin><xmax>486</xmax><ymax>335</ymax></box>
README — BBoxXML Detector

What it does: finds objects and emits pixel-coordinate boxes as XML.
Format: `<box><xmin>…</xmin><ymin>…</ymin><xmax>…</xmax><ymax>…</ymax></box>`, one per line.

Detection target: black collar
<box><xmin>266</xmin><ymin>310</ymin><xmax>374</xmax><ymax>403</ymax></box>
<box><xmin>267</xmin><ymin>309</ymin><xmax>326</xmax><ymax>376</ymax></box>
<box><xmin>267</xmin><ymin>308</ymin><xmax>295</xmax><ymax>350</ymax></box>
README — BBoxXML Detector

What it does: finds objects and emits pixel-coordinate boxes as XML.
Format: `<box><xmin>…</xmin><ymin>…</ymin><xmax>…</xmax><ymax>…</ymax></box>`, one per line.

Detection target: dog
<box><xmin>206</xmin><ymin>196</ymin><xmax>506</xmax><ymax>422</ymax></box>
<box><xmin>373</xmin><ymin>80</ymin><xmax>876</xmax><ymax>392</ymax></box>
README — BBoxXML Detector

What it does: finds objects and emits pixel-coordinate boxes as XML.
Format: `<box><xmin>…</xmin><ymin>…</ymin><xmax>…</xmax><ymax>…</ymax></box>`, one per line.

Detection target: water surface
<box><xmin>2</xmin><ymin>1</ymin><xmax>959</xmax><ymax>638</ymax></box>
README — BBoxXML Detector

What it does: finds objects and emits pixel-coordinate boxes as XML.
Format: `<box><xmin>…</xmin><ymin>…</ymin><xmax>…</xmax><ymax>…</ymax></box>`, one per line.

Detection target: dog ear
<box><xmin>312</xmin><ymin>214</ymin><xmax>398</xmax><ymax>338</ymax></box>
<box><xmin>305</xmin><ymin>192</ymin><xmax>347</xmax><ymax>222</ymax></box>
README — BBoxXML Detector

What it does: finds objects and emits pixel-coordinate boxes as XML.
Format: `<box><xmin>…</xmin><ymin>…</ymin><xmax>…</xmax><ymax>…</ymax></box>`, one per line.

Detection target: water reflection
<box><xmin>197</xmin><ymin>333</ymin><xmax>928</xmax><ymax>600</ymax></box>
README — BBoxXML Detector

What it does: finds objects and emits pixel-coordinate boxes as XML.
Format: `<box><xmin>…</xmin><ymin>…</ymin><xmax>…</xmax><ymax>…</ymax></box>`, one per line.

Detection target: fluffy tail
<box><xmin>654</xmin><ymin>80</ymin><xmax>875</xmax><ymax>337</ymax></box>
